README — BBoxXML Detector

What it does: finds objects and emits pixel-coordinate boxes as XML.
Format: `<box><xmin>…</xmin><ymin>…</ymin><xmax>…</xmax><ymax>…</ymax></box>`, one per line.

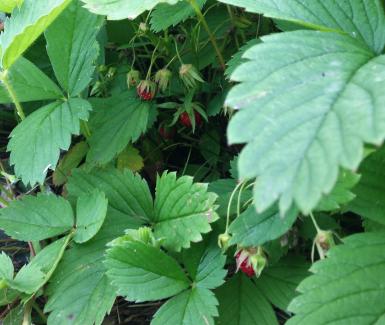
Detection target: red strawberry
<box><xmin>159</xmin><ymin>126</ymin><xmax>175</xmax><ymax>140</ymax></box>
<box><xmin>235</xmin><ymin>251</ymin><xmax>255</xmax><ymax>277</ymax></box>
<box><xmin>137</xmin><ymin>80</ymin><xmax>156</xmax><ymax>101</ymax></box>
<box><xmin>179</xmin><ymin>111</ymin><xmax>202</xmax><ymax>128</ymax></box>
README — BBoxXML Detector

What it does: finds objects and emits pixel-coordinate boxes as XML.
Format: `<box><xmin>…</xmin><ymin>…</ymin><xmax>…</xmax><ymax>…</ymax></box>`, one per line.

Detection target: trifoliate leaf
<box><xmin>0</xmin><ymin>194</ymin><xmax>74</xmax><ymax>241</ymax></box>
<box><xmin>215</xmin><ymin>274</ymin><xmax>278</xmax><ymax>325</ymax></box>
<box><xmin>229</xmin><ymin>205</ymin><xmax>298</xmax><ymax>247</ymax></box>
<box><xmin>153</xmin><ymin>172</ymin><xmax>218</xmax><ymax>251</ymax></box>
<box><xmin>0</xmin><ymin>57</ymin><xmax>62</xmax><ymax>104</ymax></box>
<box><xmin>87</xmin><ymin>91</ymin><xmax>154</xmax><ymax>165</ymax></box>
<box><xmin>45</xmin><ymin>1</ymin><xmax>104</xmax><ymax>96</ymax></box>
<box><xmin>152</xmin><ymin>287</ymin><xmax>218</xmax><ymax>325</ymax></box>
<box><xmin>217</xmin><ymin>0</ymin><xmax>385</xmax><ymax>53</ymax></box>
<box><xmin>67</xmin><ymin>168</ymin><xmax>154</xmax><ymax>224</ymax></box>
<box><xmin>0</xmin><ymin>0</ymin><xmax>72</xmax><ymax>68</ymax></box>
<box><xmin>105</xmin><ymin>239</ymin><xmax>190</xmax><ymax>302</ymax></box>
<box><xmin>81</xmin><ymin>0</ymin><xmax>181</xmax><ymax>20</ymax></box>
<box><xmin>227</xmin><ymin>30</ymin><xmax>385</xmax><ymax>215</ymax></box>
<box><xmin>348</xmin><ymin>146</ymin><xmax>385</xmax><ymax>225</ymax></box>
<box><xmin>8</xmin><ymin>98</ymin><xmax>91</xmax><ymax>186</ymax></box>
<box><xmin>150</xmin><ymin>0</ymin><xmax>206</xmax><ymax>32</ymax></box>
<box><xmin>316</xmin><ymin>170</ymin><xmax>360</xmax><ymax>212</ymax></box>
<box><xmin>0</xmin><ymin>0</ymin><xmax>23</xmax><ymax>13</ymax></box>
<box><xmin>74</xmin><ymin>189</ymin><xmax>108</xmax><ymax>243</ymax></box>
<box><xmin>117</xmin><ymin>144</ymin><xmax>144</xmax><ymax>172</ymax></box>
<box><xmin>288</xmin><ymin>232</ymin><xmax>385</xmax><ymax>324</ymax></box>
<box><xmin>53</xmin><ymin>141</ymin><xmax>89</xmax><ymax>186</ymax></box>
<box><xmin>45</xmin><ymin>206</ymin><xmax>140</xmax><ymax>325</ymax></box>
<box><xmin>255</xmin><ymin>256</ymin><xmax>310</xmax><ymax>311</ymax></box>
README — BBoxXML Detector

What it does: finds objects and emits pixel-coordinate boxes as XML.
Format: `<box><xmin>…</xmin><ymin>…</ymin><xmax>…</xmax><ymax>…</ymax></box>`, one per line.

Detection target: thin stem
<box><xmin>225</xmin><ymin>181</ymin><xmax>245</xmax><ymax>233</ymax></box>
<box><xmin>309</xmin><ymin>212</ymin><xmax>321</xmax><ymax>232</ymax></box>
<box><xmin>236</xmin><ymin>181</ymin><xmax>247</xmax><ymax>218</ymax></box>
<box><xmin>1</xmin><ymin>70</ymin><xmax>25</xmax><ymax>120</ymax></box>
<box><xmin>145</xmin><ymin>41</ymin><xmax>160</xmax><ymax>80</ymax></box>
<box><xmin>181</xmin><ymin>147</ymin><xmax>192</xmax><ymax>176</ymax></box>
<box><xmin>189</xmin><ymin>0</ymin><xmax>225</xmax><ymax>70</ymax></box>
<box><xmin>32</xmin><ymin>302</ymin><xmax>47</xmax><ymax>323</ymax></box>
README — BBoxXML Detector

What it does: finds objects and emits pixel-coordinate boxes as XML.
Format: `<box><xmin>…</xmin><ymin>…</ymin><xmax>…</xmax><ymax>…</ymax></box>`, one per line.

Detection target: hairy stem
<box><xmin>1</xmin><ymin>70</ymin><xmax>26</xmax><ymax>120</ymax></box>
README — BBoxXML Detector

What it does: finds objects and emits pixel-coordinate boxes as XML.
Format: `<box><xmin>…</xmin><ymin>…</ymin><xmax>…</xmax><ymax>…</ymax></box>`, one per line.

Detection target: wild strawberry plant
<box><xmin>0</xmin><ymin>0</ymin><xmax>385</xmax><ymax>324</ymax></box>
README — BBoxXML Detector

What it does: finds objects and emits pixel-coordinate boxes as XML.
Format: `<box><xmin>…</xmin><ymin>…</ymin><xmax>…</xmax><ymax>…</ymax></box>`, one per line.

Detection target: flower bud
<box><xmin>155</xmin><ymin>68</ymin><xmax>172</xmax><ymax>92</ymax></box>
<box><xmin>314</xmin><ymin>230</ymin><xmax>335</xmax><ymax>259</ymax></box>
<box><xmin>179</xmin><ymin>64</ymin><xmax>204</xmax><ymax>89</ymax></box>
<box><xmin>218</xmin><ymin>233</ymin><xmax>231</xmax><ymax>251</ymax></box>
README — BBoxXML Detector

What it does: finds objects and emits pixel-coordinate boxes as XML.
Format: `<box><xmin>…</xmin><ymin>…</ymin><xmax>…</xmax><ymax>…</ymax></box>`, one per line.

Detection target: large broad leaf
<box><xmin>288</xmin><ymin>232</ymin><xmax>385</xmax><ymax>324</ymax></box>
<box><xmin>45</xmin><ymin>178</ymin><xmax>143</xmax><ymax>325</ymax></box>
<box><xmin>67</xmin><ymin>168</ymin><xmax>154</xmax><ymax>224</ymax></box>
<box><xmin>74</xmin><ymin>189</ymin><xmax>108</xmax><ymax>243</ymax></box>
<box><xmin>45</xmin><ymin>1</ymin><xmax>104</xmax><ymax>97</ymax></box>
<box><xmin>0</xmin><ymin>0</ymin><xmax>72</xmax><ymax>69</ymax></box>
<box><xmin>0</xmin><ymin>194</ymin><xmax>74</xmax><ymax>241</ymax></box>
<box><xmin>87</xmin><ymin>91</ymin><xmax>154</xmax><ymax>165</ymax></box>
<box><xmin>255</xmin><ymin>256</ymin><xmax>310</xmax><ymax>311</ymax></box>
<box><xmin>105</xmin><ymin>239</ymin><xmax>190</xmax><ymax>302</ymax></box>
<box><xmin>8</xmin><ymin>98</ymin><xmax>91</xmax><ymax>186</ymax></box>
<box><xmin>150</xmin><ymin>0</ymin><xmax>206</xmax><ymax>32</ymax></box>
<box><xmin>218</xmin><ymin>0</ymin><xmax>385</xmax><ymax>53</ymax></box>
<box><xmin>152</xmin><ymin>287</ymin><xmax>219</xmax><ymax>325</ymax></box>
<box><xmin>82</xmin><ymin>0</ymin><xmax>180</xmax><ymax>20</ymax></box>
<box><xmin>227</xmin><ymin>30</ymin><xmax>385</xmax><ymax>215</ymax></box>
<box><xmin>348</xmin><ymin>147</ymin><xmax>385</xmax><ymax>224</ymax></box>
<box><xmin>229</xmin><ymin>205</ymin><xmax>298</xmax><ymax>247</ymax></box>
<box><xmin>0</xmin><ymin>57</ymin><xmax>62</xmax><ymax>104</ymax></box>
<box><xmin>153</xmin><ymin>172</ymin><xmax>218</xmax><ymax>251</ymax></box>
<box><xmin>0</xmin><ymin>0</ymin><xmax>23</xmax><ymax>13</ymax></box>
<box><xmin>215</xmin><ymin>274</ymin><xmax>278</xmax><ymax>325</ymax></box>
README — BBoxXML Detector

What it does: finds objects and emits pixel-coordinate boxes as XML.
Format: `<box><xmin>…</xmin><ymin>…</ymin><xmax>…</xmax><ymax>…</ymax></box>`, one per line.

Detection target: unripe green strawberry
<box><xmin>179</xmin><ymin>64</ymin><xmax>204</xmax><ymax>89</ymax></box>
<box><xmin>155</xmin><ymin>68</ymin><xmax>172</xmax><ymax>92</ymax></box>
<box><xmin>127</xmin><ymin>69</ymin><xmax>141</xmax><ymax>88</ymax></box>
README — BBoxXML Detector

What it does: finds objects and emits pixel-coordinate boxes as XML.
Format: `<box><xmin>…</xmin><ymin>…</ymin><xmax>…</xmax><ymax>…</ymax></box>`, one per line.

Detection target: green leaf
<box><xmin>0</xmin><ymin>253</ymin><xmax>14</xmax><ymax>281</ymax></box>
<box><xmin>45</xmin><ymin>1</ymin><xmax>104</xmax><ymax>96</ymax></box>
<box><xmin>67</xmin><ymin>168</ymin><xmax>154</xmax><ymax>224</ymax></box>
<box><xmin>229</xmin><ymin>205</ymin><xmax>298</xmax><ymax>247</ymax></box>
<box><xmin>0</xmin><ymin>0</ymin><xmax>72</xmax><ymax>69</ymax></box>
<box><xmin>87</xmin><ymin>91</ymin><xmax>154</xmax><ymax>164</ymax></box>
<box><xmin>105</xmin><ymin>239</ymin><xmax>190</xmax><ymax>302</ymax></box>
<box><xmin>53</xmin><ymin>141</ymin><xmax>89</xmax><ymax>186</ymax></box>
<box><xmin>0</xmin><ymin>0</ymin><xmax>23</xmax><ymax>13</ymax></box>
<box><xmin>82</xmin><ymin>0</ymin><xmax>181</xmax><ymax>20</ymax></box>
<box><xmin>218</xmin><ymin>0</ymin><xmax>385</xmax><ymax>53</ymax></box>
<box><xmin>0</xmin><ymin>194</ymin><xmax>74</xmax><ymax>241</ymax></box>
<box><xmin>150</xmin><ymin>0</ymin><xmax>206</xmax><ymax>32</ymax></box>
<box><xmin>316</xmin><ymin>170</ymin><xmax>360</xmax><ymax>212</ymax></box>
<box><xmin>45</xmin><ymin>204</ymin><xmax>139</xmax><ymax>325</ymax></box>
<box><xmin>116</xmin><ymin>144</ymin><xmax>144</xmax><ymax>172</ymax></box>
<box><xmin>0</xmin><ymin>57</ymin><xmax>62</xmax><ymax>104</ymax></box>
<box><xmin>8</xmin><ymin>98</ymin><xmax>91</xmax><ymax>186</ymax></box>
<box><xmin>9</xmin><ymin>264</ymin><xmax>45</xmax><ymax>294</ymax></box>
<box><xmin>227</xmin><ymin>30</ymin><xmax>385</xmax><ymax>215</ymax></box>
<box><xmin>255</xmin><ymin>256</ymin><xmax>310</xmax><ymax>311</ymax></box>
<box><xmin>153</xmin><ymin>172</ymin><xmax>218</xmax><ymax>251</ymax></box>
<box><xmin>288</xmin><ymin>232</ymin><xmax>385</xmax><ymax>324</ymax></box>
<box><xmin>152</xmin><ymin>287</ymin><xmax>218</xmax><ymax>325</ymax></box>
<box><xmin>182</xmin><ymin>241</ymin><xmax>226</xmax><ymax>289</ymax></box>
<box><xmin>348</xmin><ymin>147</ymin><xmax>385</xmax><ymax>224</ymax></box>
<box><xmin>215</xmin><ymin>274</ymin><xmax>278</xmax><ymax>325</ymax></box>
<box><xmin>74</xmin><ymin>189</ymin><xmax>108</xmax><ymax>243</ymax></box>
<box><xmin>226</xmin><ymin>39</ymin><xmax>259</xmax><ymax>78</ymax></box>
<box><xmin>3</xmin><ymin>305</ymin><xmax>23</xmax><ymax>325</ymax></box>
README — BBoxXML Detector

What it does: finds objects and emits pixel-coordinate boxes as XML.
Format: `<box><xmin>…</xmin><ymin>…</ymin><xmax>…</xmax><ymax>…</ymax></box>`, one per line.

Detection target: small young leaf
<box><xmin>0</xmin><ymin>0</ymin><xmax>72</xmax><ymax>68</ymax></box>
<box><xmin>82</xmin><ymin>0</ymin><xmax>181</xmax><ymax>20</ymax></box>
<box><xmin>215</xmin><ymin>274</ymin><xmax>278</xmax><ymax>325</ymax></box>
<box><xmin>153</xmin><ymin>172</ymin><xmax>219</xmax><ymax>251</ymax></box>
<box><xmin>117</xmin><ymin>144</ymin><xmax>144</xmax><ymax>172</ymax></box>
<box><xmin>0</xmin><ymin>57</ymin><xmax>63</xmax><ymax>104</ymax></box>
<box><xmin>229</xmin><ymin>205</ymin><xmax>298</xmax><ymax>247</ymax></box>
<box><xmin>152</xmin><ymin>287</ymin><xmax>218</xmax><ymax>325</ymax></box>
<box><xmin>45</xmin><ymin>1</ymin><xmax>104</xmax><ymax>96</ymax></box>
<box><xmin>105</xmin><ymin>239</ymin><xmax>190</xmax><ymax>302</ymax></box>
<box><xmin>74</xmin><ymin>189</ymin><xmax>108</xmax><ymax>243</ymax></box>
<box><xmin>0</xmin><ymin>194</ymin><xmax>74</xmax><ymax>241</ymax></box>
<box><xmin>8</xmin><ymin>98</ymin><xmax>91</xmax><ymax>186</ymax></box>
<box><xmin>87</xmin><ymin>91</ymin><xmax>154</xmax><ymax>165</ymax></box>
<box><xmin>288</xmin><ymin>232</ymin><xmax>385</xmax><ymax>324</ymax></box>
